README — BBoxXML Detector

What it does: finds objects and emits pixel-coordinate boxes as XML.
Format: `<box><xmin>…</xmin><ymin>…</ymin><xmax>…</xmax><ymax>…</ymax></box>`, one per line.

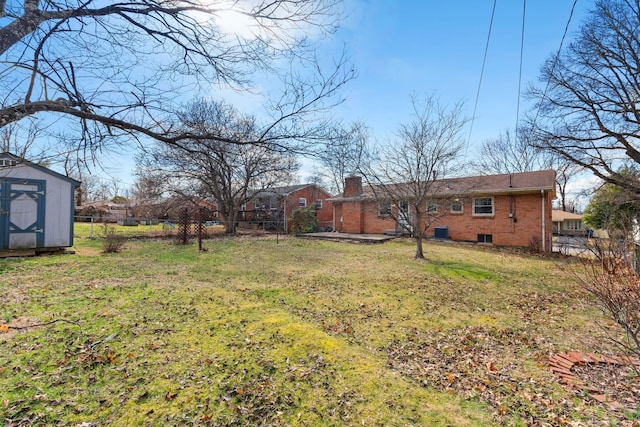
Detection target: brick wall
<box><xmin>350</xmin><ymin>191</ymin><xmax>554</xmax><ymax>249</ymax></box>
<box><xmin>285</xmin><ymin>186</ymin><xmax>334</xmax><ymax>232</ymax></box>
<box><xmin>337</xmin><ymin>201</ymin><xmax>363</xmax><ymax>233</ymax></box>
<box><xmin>344</xmin><ymin>176</ymin><xmax>364</xmax><ymax>197</ymax></box>
<box><xmin>361</xmin><ymin>201</ymin><xmax>395</xmax><ymax>233</ymax></box>
<box><xmin>426</xmin><ymin>193</ymin><xmax>553</xmax><ymax>248</ymax></box>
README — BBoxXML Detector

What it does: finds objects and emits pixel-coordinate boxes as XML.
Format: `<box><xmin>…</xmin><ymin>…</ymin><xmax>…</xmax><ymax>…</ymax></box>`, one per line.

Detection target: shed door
<box><xmin>0</xmin><ymin>179</ymin><xmax>46</xmax><ymax>250</ymax></box>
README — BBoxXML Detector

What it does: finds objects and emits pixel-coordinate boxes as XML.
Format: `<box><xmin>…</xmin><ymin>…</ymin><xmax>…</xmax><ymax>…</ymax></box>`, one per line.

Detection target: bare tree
<box><xmin>0</xmin><ymin>120</ymin><xmax>48</xmax><ymax>162</ymax></box>
<box><xmin>131</xmin><ymin>170</ymin><xmax>167</xmax><ymax>205</ymax></box>
<box><xmin>473</xmin><ymin>129</ymin><xmax>542</xmax><ymax>175</ymax></box>
<box><xmin>144</xmin><ymin>100</ymin><xmax>298</xmax><ymax>234</ymax></box>
<box><xmin>364</xmin><ymin>94</ymin><xmax>467</xmax><ymax>259</ymax></box>
<box><xmin>527</xmin><ymin>0</ymin><xmax>640</xmax><ymax>195</ymax></box>
<box><xmin>0</xmin><ymin>0</ymin><xmax>353</xmax><ymax>160</ymax></box>
<box><xmin>552</xmin><ymin>157</ymin><xmax>584</xmax><ymax>212</ymax></box>
<box><xmin>572</xmin><ymin>242</ymin><xmax>640</xmax><ymax>362</ymax></box>
<box><xmin>474</xmin><ymin>128</ymin><xmax>583</xmax><ymax>212</ymax></box>
<box><xmin>74</xmin><ymin>174</ymin><xmax>102</xmax><ymax>205</ymax></box>
<box><xmin>317</xmin><ymin>121</ymin><xmax>369</xmax><ymax>194</ymax></box>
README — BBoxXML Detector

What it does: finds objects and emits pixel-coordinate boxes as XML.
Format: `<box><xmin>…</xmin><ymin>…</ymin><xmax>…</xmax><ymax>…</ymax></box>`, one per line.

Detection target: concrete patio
<box><xmin>297</xmin><ymin>232</ymin><xmax>396</xmax><ymax>243</ymax></box>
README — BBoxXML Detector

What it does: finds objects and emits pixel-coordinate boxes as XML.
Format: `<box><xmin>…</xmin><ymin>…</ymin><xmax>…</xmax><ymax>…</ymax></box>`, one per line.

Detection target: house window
<box><xmin>451</xmin><ymin>199</ymin><xmax>463</xmax><ymax>213</ymax></box>
<box><xmin>378</xmin><ymin>201</ymin><xmax>392</xmax><ymax>217</ymax></box>
<box><xmin>565</xmin><ymin>220</ymin><xmax>582</xmax><ymax>230</ymax></box>
<box><xmin>477</xmin><ymin>234</ymin><xmax>493</xmax><ymax>243</ymax></box>
<box><xmin>314</xmin><ymin>199</ymin><xmax>323</xmax><ymax>209</ymax></box>
<box><xmin>473</xmin><ymin>197</ymin><xmax>494</xmax><ymax>216</ymax></box>
<box><xmin>426</xmin><ymin>199</ymin><xmax>437</xmax><ymax>213</ymax></box>
<box><xmin>256</xmin><ymin>198</ymin><xmax>272</xmax><ymax>210</ymax></box>
<box><xmin>298</xmin><ymin>197</ymin><xmax>307</xmax><ymax>208</ymax></box>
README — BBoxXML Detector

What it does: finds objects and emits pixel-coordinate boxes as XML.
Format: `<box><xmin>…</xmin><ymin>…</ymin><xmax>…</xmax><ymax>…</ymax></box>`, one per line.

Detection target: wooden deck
<box><xmin>297</xmin><ymin>232</ymin><xmax>396</xmax><ymax>243</ymax></box>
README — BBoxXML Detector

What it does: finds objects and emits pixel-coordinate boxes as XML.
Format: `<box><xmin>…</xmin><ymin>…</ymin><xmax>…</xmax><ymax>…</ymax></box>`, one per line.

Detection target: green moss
<box><xmin>0</xmin><ymin>233</ymin><xmax>618</xmax><ymax>425</ymax></box>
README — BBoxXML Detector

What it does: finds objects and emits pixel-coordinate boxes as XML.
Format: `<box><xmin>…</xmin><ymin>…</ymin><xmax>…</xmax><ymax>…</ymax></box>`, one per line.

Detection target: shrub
<box><xmin>290</xmin><ymin>208</ymin><xmax>317</xmax><ymax>234</ymax></box>
<box><xmin>572</xmin><ymin>240</ymin><xmax>640</xmax><ymax>362</ymax></box>
<box><xmin>99</xmin><ymin>223</ymin><xmax>127</xmax><ymax>253</ymax></box>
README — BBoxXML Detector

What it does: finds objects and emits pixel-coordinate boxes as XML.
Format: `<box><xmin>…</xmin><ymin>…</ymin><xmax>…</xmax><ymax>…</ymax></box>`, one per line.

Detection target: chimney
<box><xmin>344</xmin><ymin>175</ymin><xmax>364</xmax><ymax>197</ymax></box>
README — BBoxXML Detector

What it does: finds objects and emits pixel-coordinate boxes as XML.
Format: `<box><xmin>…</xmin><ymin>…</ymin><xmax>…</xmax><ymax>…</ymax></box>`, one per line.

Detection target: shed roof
<box><xmin>0</xmin><ymin>152</ymin><xmax>81</xmax><ymax>186</ymax></box>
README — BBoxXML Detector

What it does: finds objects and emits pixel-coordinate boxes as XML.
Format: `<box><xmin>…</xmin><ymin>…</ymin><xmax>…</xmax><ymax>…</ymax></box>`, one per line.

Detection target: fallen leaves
<box><xmin>571</xmin><ymin>362</ymin><xmax>640</xmax><ymax>411</ymax></box>
<box><xmin>385</xmin><ymin>326</ymin><xmax>591</xmax><ymax>425</ymax></box>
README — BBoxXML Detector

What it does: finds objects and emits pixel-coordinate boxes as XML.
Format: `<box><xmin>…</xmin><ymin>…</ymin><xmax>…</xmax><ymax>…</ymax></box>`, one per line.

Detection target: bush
<box><xmin>99</xmin><ymin>223</ymin><xmax>127</xmax><ymax>253</ymax></box>
<box><xmin>290</xmin><ymin>208</ymin><xmax>317</xmax><ymax>234</ymax></box>
<box><xmin>572</xmin><ymin>240</ymin><xmax>640</xmax><ymax>362</ymax></box>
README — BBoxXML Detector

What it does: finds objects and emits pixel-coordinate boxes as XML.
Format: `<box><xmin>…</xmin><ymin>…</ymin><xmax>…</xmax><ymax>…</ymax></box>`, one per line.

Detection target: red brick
<box><xmin>549</xmin><ymin>357</ymin><xmax>574</xmax><ymax>370</ymax></box>
<box><xmin>551</xmin><ymin>366</ymin><xmax>575</xmax><ymax>376</ymax></box>
<box><xmin>554</xmin><ymin>354</ymin><xmax>576</xmax><ymax>368</ymax></box>
<box><xmin>585</xmin><ymin>353</ymin><xmax>606</xmax><ymax>363</ymax></box>
<box><xmin>567</xmin><ymin>351</ymin><xmax>586</xmax><ymax>363</ymax></box>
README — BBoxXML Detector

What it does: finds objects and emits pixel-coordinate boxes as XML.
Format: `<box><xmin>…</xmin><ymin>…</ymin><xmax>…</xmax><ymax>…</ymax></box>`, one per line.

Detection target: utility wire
<box><xmin>467</xmin><ymin>0</ymin><xmax>497</xmax><ymax>146</ymax></box>
<box><xmin>515</xmin><ymin>0</ymin><xmax>527</xmax><ymax>134</ymax></box>
<box><xmin>530</xmin><ymin>0</ymin><xmax>579</xmax><ymax>129</ymax></box>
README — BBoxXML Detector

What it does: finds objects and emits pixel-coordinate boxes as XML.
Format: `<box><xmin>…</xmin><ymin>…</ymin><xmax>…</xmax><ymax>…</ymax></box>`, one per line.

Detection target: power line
<box><xmin>530</xmin><ymin>0</ymin><xmax>579</xmax><ymax>129</ymax></box>
<box><xmin>467</xmin><ymin>0</ymin><xmax>497</xmax><ymax>146</ymax></box>
<box><xmin>515</xmin><ymin>0</ymin><xmax>527</xmax><ymax>133</ymax></box>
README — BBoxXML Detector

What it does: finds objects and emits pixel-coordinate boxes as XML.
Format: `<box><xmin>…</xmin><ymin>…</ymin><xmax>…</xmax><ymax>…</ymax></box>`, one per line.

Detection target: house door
<box><xmin>0</xmin><ymin>179</ymin><xmax>46</xmax><ymax>250</ymax></box>
<box><xmin>397</xmin><ymin>200</ymin><xmax>412</xmax><ymax>232</ymax></box>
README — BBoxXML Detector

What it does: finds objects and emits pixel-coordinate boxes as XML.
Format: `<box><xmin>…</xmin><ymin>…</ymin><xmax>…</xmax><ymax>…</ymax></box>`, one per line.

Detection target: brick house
<box><xmin>329</xmin><ymin>170</ymin><xmax>556</xmax><ymax>251</ymax></box>
<box><xmin>239</xmin><ymin>184</ymin><xmax>333</xmax><ymax>232</ymax></box>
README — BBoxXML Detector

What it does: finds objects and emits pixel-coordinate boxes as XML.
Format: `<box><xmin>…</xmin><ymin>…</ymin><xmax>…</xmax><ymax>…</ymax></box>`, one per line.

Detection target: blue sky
<box><xmin>102</xmin><ymin>0</ymin><xmax>593</xmax><ymax>192</ymax></box>
<box><xmin>326</xmin><ymin>0</ymin><xmax>590</xmax><ymax>148</ymax></box>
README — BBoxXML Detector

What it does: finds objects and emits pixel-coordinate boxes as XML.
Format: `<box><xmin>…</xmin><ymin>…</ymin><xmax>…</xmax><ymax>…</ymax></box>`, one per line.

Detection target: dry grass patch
<box><xmin>0</xmin><ymin>237</ymin><xmax>631</xmax><ymax>425</ymax></box>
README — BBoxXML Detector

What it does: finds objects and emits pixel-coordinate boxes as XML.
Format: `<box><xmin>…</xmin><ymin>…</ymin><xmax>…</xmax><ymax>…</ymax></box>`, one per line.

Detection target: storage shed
<box><xmin>0</xmin><ymin>152</ymin><xmax>80</xmax><ymax>253</ymax></box>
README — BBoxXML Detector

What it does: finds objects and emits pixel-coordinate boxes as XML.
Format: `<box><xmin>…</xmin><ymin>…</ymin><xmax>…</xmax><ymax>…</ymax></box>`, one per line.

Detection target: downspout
<box><xmin>541</xmin><ymin>190</ymin><xmax>546</xmax><ymax>252</ymax></box>
<box><xmin>283</xmin><ymin>196</ymin><xmax>287</xmax><ymax>234</ymax></box>
<box><xmin>332</xmin><ymin>203</ymin><xmax>336</xmax><ymax>232</ymax></box>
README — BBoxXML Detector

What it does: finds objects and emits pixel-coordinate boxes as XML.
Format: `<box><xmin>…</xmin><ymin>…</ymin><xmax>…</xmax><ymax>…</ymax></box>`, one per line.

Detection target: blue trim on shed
<box><xmin>0</xmin><ymin>178</ymin><xmax>46</xmax><ymax>249</ymax></box>
<box><xmin>0</xmin><ymin>152</ymin><xmax>80</xmax><ymax>250</ymax></box>
<box><xmin>68</xmin><ymin>183</ymin><xmax>76</xmax><ymax>247</ymax></box>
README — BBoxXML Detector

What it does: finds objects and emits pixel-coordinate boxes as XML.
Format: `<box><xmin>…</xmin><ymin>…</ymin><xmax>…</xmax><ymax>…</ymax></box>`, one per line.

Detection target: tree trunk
<box><xmin>225</xmin><ymin>209</ymin><xmax>237</xmax><ymax>235</ymax></box>
<box><xmin>414</xmin><ymin>236</ymin><xmax>424</xmax><ymax>259</ymax></box>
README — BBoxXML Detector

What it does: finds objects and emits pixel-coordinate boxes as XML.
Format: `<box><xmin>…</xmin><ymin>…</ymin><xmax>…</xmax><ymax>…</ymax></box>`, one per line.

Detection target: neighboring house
<box><xmin>79</xmin><ymin>196</ymin><xmax>219</xmax><ymax>223</ymax></box>
<box><xmin>239</xmin><ymin>184</ymin><xmax>333</xmax><ymax>232</ymax></box>
<box><xmin>552</xmin><ymin>210</ymin><xmax>585</xmax><ymax>236</ymax></box>
<box><xmin>76</xmin><ymin>200</ymin><xmax>129</xmax><ymax>222</ymax></box>
<box><xmin>329</xmin><ymin>170</ymin><xmax>556</xmax><ymax>251</ymax></box>
<box><xmin>0</xmin><ymin>152</ymin><xmax>80</xmax><ymax>253</ymax></box>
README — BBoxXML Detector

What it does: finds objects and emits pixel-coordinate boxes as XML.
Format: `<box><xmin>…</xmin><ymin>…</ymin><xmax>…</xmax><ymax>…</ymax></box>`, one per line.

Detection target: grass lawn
<box><xmin>0</xmin><ymin>227</ymin><xmax>630</xmax><ymax>425</ymax></box>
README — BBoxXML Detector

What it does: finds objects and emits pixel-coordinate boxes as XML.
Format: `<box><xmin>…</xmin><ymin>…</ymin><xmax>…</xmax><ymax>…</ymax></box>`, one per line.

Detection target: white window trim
<box><xmin>565</xmin><ymin>220</ymin><xmax>582</xmax><ymax>230</ymax></box>
<box><xmin>314</xmin><ymin>199</ymin><xmax>323</xmax><ymax>209</ymax></box>
<box><xmin>298</xmin><ymin>197</ymin><xmax>307</xmax><ymax>208</ymax></box>
<box><xmin>378</xmin><ymin>201</ymin><xmax>392</xmax><ymax>217</ymax></box>
<box><xmin>450</xmin><ymin>199</ymin><xmax>463</xmax><ymax>213</ymax></box>
<box><xmin>426</xmin><ymin>199</ymin><xmax>437</xmax><ymax>213</ymax></box>
<box><xmin>472</xmin><ymin>197</ymin><xmax>494</xmax><ymax>216</ymax></box>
